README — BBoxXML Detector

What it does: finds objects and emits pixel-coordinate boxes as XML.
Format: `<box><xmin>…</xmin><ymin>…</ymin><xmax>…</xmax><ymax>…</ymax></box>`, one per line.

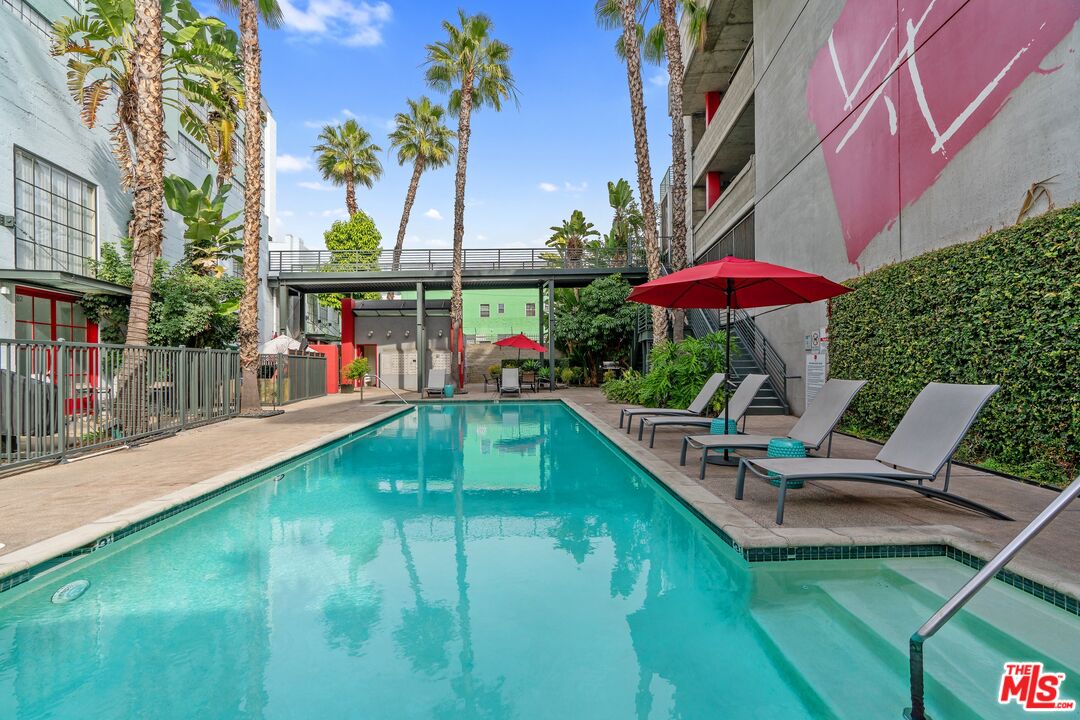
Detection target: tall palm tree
<box><xmin>645</xmin><ymin>0</ymin><xmax>708</xmax><ymax>341</ymax></box>
<box><xmin>425</xmin><ymin>11</ymin><xmax>517</xmax><ymax>387</ymax></box>
<box><xmin>216</xmin><ymin>0</ymin><xmax>281</xmax><ymax>413</ymax></box>
<box><xmin>596</xmin><ymin>0</ymin><xmax>669</xmax><ymax>342</ymax></box>
<box><xmin>314</xmin><ymin>120</ymin><xmax>384</xmax><ymax>217</ymax></box>
<box><xmin>388</xmin><ymin>97</ymin><xmax>455</xmax><ymax>271</ymax></box>
<box><xmin>606</xmin><ymin>178</ymin><xmax>644</xmax><ymax>255</ymax></box>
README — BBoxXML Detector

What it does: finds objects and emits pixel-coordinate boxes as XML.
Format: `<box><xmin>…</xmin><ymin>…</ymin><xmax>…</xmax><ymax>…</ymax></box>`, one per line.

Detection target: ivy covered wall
<box><xmin>829</xmin><ymin>205</ymin><xmax>1079</xmax><ymax>487</ymax></box>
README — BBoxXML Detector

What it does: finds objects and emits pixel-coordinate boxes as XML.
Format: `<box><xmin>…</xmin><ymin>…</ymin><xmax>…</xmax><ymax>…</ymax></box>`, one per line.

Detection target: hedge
<box><xmin>828</xmin><ymin>204</ymin><xmax>1079</xmax><ymax>487</ymax></box>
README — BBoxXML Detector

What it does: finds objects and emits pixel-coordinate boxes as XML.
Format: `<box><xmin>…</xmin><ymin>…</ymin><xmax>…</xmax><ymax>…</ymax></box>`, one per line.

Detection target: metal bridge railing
<box><xmin>269</xmin><ymin>244</ymin><xmax>648</xmax><ymax>274</ymax></box>
<box><xmin>0</xmin><ymin>339</ymin><xmax>240</xmax><ymax>469</ymax></box>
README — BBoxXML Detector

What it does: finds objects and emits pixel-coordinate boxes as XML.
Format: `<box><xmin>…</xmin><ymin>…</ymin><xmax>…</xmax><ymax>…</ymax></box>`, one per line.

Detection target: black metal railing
<box><xmin>269</xmin><ymin>244</ymin><xmax>647</xmax><ymax>274</ymax></box>
<box><xmin>257</xmin><ymin>352</ymin><xmax>327</xmax><ymax>407</ymax></box>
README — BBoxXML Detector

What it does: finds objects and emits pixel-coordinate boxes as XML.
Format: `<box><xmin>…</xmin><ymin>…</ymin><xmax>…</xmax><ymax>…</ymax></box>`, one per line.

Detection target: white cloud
<box><xmin>320</xmin><ymin>207</ymin><xmax>348</xmax><ymax>219</ymax></box>
<box><xmin>564</xmin><ymin>181</ymin><xmax>588</xmax><ymax>193</ymax></box>
<box><xmin>276</xmin><ymin>154</ymin><xmax>310</xmax><ymax>173</ymax></box>
<box><xmin>279</xmin><ymin>209</ymin><xmax>295</xmax><ymax>218</ymax></box>
<box><xmin>475</xmin><ymin>234</ymin><xmax>487</xmax><ymax>241</ymax></box>
<box><xmin>298</xmin><ymin>181</ymin><xmax>333</xmax><ymax>191</ymax></box>
<box><xmin>423</xmin><ymin>208</ymin><xmax>443</xmax><ymax>220</ymax></box>
<box><xmin>408</xmin><ymin>234</ymin><xmax>452</xmax><ymax>250</ymax></box>
<box><xmin>278</xmin><ymin>0</ymin><xmax>392</xmax><ymax>47</ymax></box>
<box><xmin>538</xmin><ymin>182</ymin><xmax>558</xmax><ymax>193</ymax></box>
<box><xmin>649</xmin><ymin>73</ymin><xmax>668</xmax><ymax>87</ymax></box>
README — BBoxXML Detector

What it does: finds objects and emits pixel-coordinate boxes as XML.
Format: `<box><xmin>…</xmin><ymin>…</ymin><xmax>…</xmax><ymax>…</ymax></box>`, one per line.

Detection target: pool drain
<box><xmin>51</xmin><ymin>579</ymin><xmax>90</xmax><ymax>604</ymax></box>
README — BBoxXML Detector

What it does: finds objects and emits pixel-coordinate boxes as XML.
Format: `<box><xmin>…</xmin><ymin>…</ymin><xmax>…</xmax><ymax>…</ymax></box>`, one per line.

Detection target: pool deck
<box><xmin>1</xmin><ymin>385</ymin><xmax>1076</xmax><ymax>603</ymax></box>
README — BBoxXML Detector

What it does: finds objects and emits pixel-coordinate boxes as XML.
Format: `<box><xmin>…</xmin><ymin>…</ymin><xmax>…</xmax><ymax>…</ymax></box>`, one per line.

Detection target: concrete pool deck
<box><xmin>0</xmin><ymin>386</ymin><xmax>1076</xmax><ymax>604</ymax></box>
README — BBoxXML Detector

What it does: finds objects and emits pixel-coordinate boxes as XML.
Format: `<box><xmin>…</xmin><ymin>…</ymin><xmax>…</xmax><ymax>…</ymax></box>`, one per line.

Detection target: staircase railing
<box><xmin>905</xmin><ymin>475</ymin><xmax>1080</xmax><ymax>719</ymax></box>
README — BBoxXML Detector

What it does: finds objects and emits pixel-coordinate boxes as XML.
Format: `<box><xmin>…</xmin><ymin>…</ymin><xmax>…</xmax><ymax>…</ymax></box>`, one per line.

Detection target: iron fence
<box><xmin>257</xmin><ymin>352</ymin><xmax>328</xmax><ymax>407</ymax></box>
<box><xmin>0</xmin><ymin>339</ymin><xmax>240</xmax><ymax>469</ymax></box>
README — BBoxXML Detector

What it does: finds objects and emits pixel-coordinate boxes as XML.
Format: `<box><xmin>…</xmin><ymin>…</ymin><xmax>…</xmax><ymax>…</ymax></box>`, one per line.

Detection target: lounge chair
<box><xmin>681</xmin><ymin>379</ymin><xmax>867</xmax><ymax>478</ymax></box>
<box><xmin>424</xmin><ymin>368</ymin><xmax>446</xmax><ymax>397</ymax></box>
<box><xmin>638</xmin><ymin>374</ymin><xmax>769</xmax><ymax>447</ymax></box>
<box><xmin>735</xmin><ymin>382</ymin><xmax>1012</xmax><ymax>525</ymax></box>
<box><xmin>619</xmin><ymin>373</ymin><xmax>726</xmax><ymax>433</ymax></box>
<box><xmin>500</xmin><ymin>368</ymin><xmax>521</xmax><ymax>397</ymax></box>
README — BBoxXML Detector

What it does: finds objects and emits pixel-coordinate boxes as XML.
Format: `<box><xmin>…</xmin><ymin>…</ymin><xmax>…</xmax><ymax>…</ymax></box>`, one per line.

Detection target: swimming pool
<box><xmin>0</xmin><ymin>402</ymin><xmax>1076</xmax><ymax>718</ymax></box>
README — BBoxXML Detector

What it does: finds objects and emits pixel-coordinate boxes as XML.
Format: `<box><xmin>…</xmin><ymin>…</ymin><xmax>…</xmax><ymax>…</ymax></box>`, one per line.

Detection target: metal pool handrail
<box><xmin>905</xmin><ymin>474</ymin><xmax>1080</xmax><ymax>719</ymax></box>
<box><xmin>367</xmin><ymin>372</ymin><xmax>411</xmax><ymax>405</ymax></box>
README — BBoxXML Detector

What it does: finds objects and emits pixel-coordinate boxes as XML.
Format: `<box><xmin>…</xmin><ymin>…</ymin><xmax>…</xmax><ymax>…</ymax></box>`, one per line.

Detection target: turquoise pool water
<box><xmin>0</xmin><ymin>402</ymin><xmax>1077</xmax><ymax>719</ymax></box>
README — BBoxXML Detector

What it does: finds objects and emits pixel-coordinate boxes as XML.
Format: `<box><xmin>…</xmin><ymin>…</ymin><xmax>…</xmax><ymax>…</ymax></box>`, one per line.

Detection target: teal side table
<box><xmin>443</xmin><ymin>384</ymin><xmax>455</xmax><ymax>398</ymax></box>
<box><xmin>767</xmin><ymin>438</ymin><xmax>806</xmax><ymax>488</ymax></box>
<box><xmin>710</xmin><ymin>417</ymin><xmax>739</xmax><ymax>435</ymax></box>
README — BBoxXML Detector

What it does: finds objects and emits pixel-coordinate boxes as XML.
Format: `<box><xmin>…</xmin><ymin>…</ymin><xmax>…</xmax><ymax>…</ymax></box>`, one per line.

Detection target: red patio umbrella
<box><xmin>494</xmin><ymin>333</ymin><xmax>547</xmax><ymax>362</ymax></box>
<box><xmin>627</xmin><ymin>256</ymin><xmax>852</xmax><ymax>431</ymax></box>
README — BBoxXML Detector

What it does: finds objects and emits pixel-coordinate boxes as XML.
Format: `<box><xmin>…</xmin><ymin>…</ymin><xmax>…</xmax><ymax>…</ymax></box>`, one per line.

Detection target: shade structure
<box><xmin>627</xmin><ymin>256</ymin><xmax>852</xmax><ymax>438</ymax></box>
<box><xmin>494</xmin><ymin>333</ymin><xmax>547</xmax><ymax>353</ymax></box>
<box><xmin>626</xmin><ymin>256</ymin><xmax>852</xmax><ymax>309</ymax></box>
<box><xmin>259</xmin><ymin>334</ymin><xmax>303</xmax><ymax>354</ymax></box>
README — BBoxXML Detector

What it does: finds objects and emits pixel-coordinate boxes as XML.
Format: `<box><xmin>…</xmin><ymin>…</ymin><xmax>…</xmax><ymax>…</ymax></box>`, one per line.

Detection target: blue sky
<box><xmin>250</xmin><ymin>0</ymin><xmax>673</xmax><ymax>251</ymax></box>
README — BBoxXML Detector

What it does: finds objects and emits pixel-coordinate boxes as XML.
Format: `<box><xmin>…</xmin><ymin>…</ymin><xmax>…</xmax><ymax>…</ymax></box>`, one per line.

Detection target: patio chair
<box><xmin>424</xmin><ymin>368</ymin><xmax>446</xmax><ymax>397</ymax></box>
<box><xmin>680</xmin><ymin>379</ymin><xmax>867</xmax><ymax>478</ymax></box>
<box><xmin>619</xmin><ymin>373</ymin><xmax>726</xmax><ymax>433</ymax></box>
<box><xmin>735</xmin><ymin>382</ymin><xmax>1012</xmax><ymax>525</ymax></box>
<box><xmin>500</xmin><ymin>368</ymin><xmax>521</xmax><ymax>397</ymax></box>
<box><xmin>638</xmin><ymin>374</ymin><xmax>768</xmax><ymax>447</ymax></box>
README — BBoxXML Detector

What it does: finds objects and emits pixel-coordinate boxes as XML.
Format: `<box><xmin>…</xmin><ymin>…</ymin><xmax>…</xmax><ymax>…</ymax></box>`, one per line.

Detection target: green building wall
<box><xmin>399</xmin><ymin>289</ymin><xmax>543</xmax><ymax>341</ymax></box>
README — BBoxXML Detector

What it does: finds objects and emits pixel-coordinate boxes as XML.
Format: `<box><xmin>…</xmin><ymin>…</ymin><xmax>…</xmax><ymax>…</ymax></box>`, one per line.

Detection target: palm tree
<box><xmin>388</xmin><ymin>97</ymin><xmax>455</xmax><ymax>271</ymax></box>
<box><xmin>645</xmin><ymin>0</ymin><xmax>708</xmax><ymax>341</ymax></box>
<box><xmin>596</xmin><ymin>0</ymin><xmax>669</xmax><ymax>342</ymax></box>
<box><xmin>216</xmin><ymin>0</ymin><xmax>281</xmax><ymax>414</ymax></box>
<box><xmin>606</xmin><ymin>178</ymin><xmax>644</xmax><ymax>263</ymax></box>
<box><xmin>547</xmin><ymin>210</ymin><xmax>600</xmax><ymax>268</ymax></box>
<box><xmin>425</xmin><ymin>11</ymin><xmax>517</xmax><ymax>387</ymax></box>
<box><xmin>314</xmin><ymin>120</ymin><xmax>384</xmax><ymax>217</ymax></box>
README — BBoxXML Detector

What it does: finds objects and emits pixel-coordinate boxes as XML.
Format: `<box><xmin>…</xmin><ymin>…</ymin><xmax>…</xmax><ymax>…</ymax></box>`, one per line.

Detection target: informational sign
<box><xmin>805</xmin><ymin>327</ymin><xmax>829</xmax><ymax>408</ymax></box>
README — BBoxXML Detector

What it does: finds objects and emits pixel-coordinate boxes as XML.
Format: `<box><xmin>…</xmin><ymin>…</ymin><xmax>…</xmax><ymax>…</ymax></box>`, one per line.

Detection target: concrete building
<box><xmin>399</xmin><ymin>288</ymin><xmax>543</xmax><ymax>343</ymax></box>
<box><xmin>267</xmin><ymin>234</ymin><xmax>342</xmax><ymax>342</ymax></box>
<box><xmin>0</xmin><ymin>0</ymin><xmax>275</xmax><ymax>346</ymax></box>
<box><xmin>670</xmin><ymin>0</ymin><xmax>1080</xmax><ymax>412</ymax></box>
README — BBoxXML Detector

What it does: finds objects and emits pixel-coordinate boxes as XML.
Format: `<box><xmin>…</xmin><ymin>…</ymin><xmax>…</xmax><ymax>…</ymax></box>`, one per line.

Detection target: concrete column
<box><xmin>276</xmin><ymin>285</ymin><xmax>289</xmax><ymax>336</ymax></box>
<box><xmin>416</xmin><ymin>282</ymin><xmax>425</xmax><ymax>393</ymax></box>
<box><xmin>547</xmin><ymin>279</ymin><xmax>555</xmax><ymax>392</ymax></box>
<box><xmin>298</xmin><ymin>293</ymin><xmax>308</xmax><ymax>338</ymax></box>
<box><xmin>538</xmin><ymin>284</ymin><xmax>544</xmax><ymax>346</ymax></box>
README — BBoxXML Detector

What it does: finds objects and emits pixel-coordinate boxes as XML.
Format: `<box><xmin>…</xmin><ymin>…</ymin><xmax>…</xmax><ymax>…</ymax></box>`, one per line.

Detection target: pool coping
<box><xmin>561</xmin><ymin>399</ymin><xmax>1080</xmax><ymax>617</ymax></box>
<box><xmin>0</xmin><ymin>404</ymin><xmax>414</xmax><ymax>594</ymax></box>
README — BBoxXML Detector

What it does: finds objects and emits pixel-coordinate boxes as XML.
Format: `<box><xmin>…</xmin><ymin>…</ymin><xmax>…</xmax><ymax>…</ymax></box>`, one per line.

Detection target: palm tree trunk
<box><xmin>449</xmin><ymin>73</ymin><xmax>474</xmax><ymax>389</ymax></box>
<box><xmin>620</xmin><ymin>0</ymin><xmax>669</xmax><ymax>342</ymax></box>
<box><xmin>237</xmin><ymin>0</ymin><xmax>264</xmax><ymax>414</ymax></box>
<box><xmin>121</xmin><ymin>0</ymin><xmax>165</xmax><ymax>434</ymax></box>
<box><xmin>393</xmin><ymin>157</ymin><xmax>425</xmax><ymax>271</ymax></box>
<box><xmin>660</xmin><ymin>0</ymin><xmax>688</xmax><ymax>342</ymax></box>
<box><xmin>345</xmin><ymin>174</ymin><xmax>358</xmax><ymax>217</ymax></box>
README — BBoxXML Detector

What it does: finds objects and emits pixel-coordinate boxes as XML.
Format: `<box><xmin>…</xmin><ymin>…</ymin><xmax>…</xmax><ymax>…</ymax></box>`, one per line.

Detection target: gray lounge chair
<box><xmin>638</xmin><ymin>374</ymin><xmax>769</xmax><ymax>447</ymax></box>
<box><xmin>500</xmin><ymin>368</ymin><xmax>521</xmax><ymax>397</ymax></box>
<box><xmin>424</xmin><ymin>368</ymin><xmax>447</xmax><ymax>397</ymax></box>
<box><xmin>619</xmin><ymin>373</ymin><xmax>726</xmax><ymax>433</ymax></box>
<box><xmin>681</xmin><ymin>378</ymin><xmax>868</xmax><ymax>478</ymax></box>
<box><xmin>736</xmin><ymin>382</ymin><xmax>1012</xmax><ymax>525</ymax></box>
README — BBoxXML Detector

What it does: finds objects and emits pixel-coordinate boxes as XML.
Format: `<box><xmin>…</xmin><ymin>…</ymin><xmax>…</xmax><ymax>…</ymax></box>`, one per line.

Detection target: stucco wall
<box><xmin>751</xmin><ymin>0</ymin><xmax>1080</xmax><ymax>413</ymax></box>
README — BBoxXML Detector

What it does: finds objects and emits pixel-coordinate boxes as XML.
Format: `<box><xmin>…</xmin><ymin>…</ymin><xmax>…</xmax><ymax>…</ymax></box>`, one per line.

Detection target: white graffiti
<box><xmin>829</xmin><ymin>0</ymin><xmax>1037</xmax><ymax>156</ymax></box>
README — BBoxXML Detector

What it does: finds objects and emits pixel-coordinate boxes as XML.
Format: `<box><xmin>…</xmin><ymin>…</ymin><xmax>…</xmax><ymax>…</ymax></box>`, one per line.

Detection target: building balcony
<box><xmin>681</xmin><ymin>0</ymin><xmax>754</xmax><ymax>116</ymax></box>
<box><xmin>693</xmin><ymin>155</ymin><xmax>754</xmax><ymax>260</ymax></box>
<box><xmin>692</xmin><ymin>46</ymin><xmax>754</xmax><ymax>186</ymax></box>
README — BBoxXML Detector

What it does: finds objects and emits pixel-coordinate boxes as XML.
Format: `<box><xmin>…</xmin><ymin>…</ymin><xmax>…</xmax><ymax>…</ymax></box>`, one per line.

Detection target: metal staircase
<box><xmin>687</xmin><ymin>306</ymin><xmax>790</xmax><ymax>415</ymax></box>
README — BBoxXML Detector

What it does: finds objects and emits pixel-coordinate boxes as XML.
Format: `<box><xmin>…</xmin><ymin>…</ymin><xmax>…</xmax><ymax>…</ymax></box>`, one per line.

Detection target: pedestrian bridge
<box><xmin>267</xmin><ymin>246</ymin><xmax>649</xmax><ymax>293</ymax></box>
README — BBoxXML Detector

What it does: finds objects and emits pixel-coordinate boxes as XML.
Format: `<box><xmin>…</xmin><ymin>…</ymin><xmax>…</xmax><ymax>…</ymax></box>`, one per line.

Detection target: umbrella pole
<box><xmin>724</xmin><ymin>282</ymin><xmax>733</xmax><ymax>459</ymax></box>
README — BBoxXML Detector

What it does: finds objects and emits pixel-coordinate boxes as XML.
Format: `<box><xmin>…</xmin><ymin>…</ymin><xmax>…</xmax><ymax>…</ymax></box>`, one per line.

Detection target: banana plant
<box><xmin>163</xmin><ymin>174</ymin><xmax>243</xmax><ymax>276</ymax></box>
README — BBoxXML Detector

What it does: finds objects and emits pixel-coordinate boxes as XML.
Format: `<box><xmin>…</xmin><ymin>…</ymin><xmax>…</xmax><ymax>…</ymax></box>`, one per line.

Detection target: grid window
<box><xmin>497</xmin><ymin>303</ymin><xmax>505</xmax><ymax>314</ymax></box>
<box><xmin>14</xmin><ymin>148</ymin><xmax>96</xmax><ymax>276</ymax></box>
<box><xmin>525</xmin><ymin>303</ymin><xmax>536</xmax><ymax>317</ymax></box>
<box><xmin>479</xmin><ymin>303</ymin><xmax>490</xmax><ymax>318</ymax></box>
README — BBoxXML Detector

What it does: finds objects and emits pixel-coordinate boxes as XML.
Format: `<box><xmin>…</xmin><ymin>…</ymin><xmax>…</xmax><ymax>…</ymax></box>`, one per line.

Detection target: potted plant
<box><xmin>487</xmin><ymin>363</ymin><xmax>501</xmax><ymax>378</ymax></box>
<box><xmin>342</xmin><ymin>357</ymin><xmax>370</xmax><ymax>399</ymax></box>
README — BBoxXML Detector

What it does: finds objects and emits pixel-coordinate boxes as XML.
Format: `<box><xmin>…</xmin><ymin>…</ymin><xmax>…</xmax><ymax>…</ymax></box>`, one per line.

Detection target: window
<box><xmin>14</xmin><ymin>288</ymin><xmax>90</xmax><ymax>343</ymax></box>
<box><xmin>179</xmin><ymin>134</ymin><xmax>211</xmax><ymax>169</ymax></box>
<box><xmin>14</xmin><ymin>148</ymin><xmax>97</xmax><ymax>276</ymax></box>
<box><xmin>525</xmin><ymin>303</ymin><xmax>536</xmax><ymax>317</ymax></box>
<box><xmin>497</xmin><ymin>303</ymin><xmax>505</xmax><ymax>314</ymax></box>
<box><xmin>479</xmin><ymin>303</ymin><xmax>490</xmax><ymax>318</ymax></box>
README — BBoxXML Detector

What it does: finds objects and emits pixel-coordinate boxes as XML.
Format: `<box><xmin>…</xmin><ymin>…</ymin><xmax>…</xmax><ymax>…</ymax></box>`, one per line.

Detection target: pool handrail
<box><xmin>367</xmin><ymin>372</ymin><xmax>412</xmax><ymax>404</ymax></box>
<box><xmin>905</xmin><ymin>474</ymin><xmax>1080</xmax><ymax>719</ymax></box>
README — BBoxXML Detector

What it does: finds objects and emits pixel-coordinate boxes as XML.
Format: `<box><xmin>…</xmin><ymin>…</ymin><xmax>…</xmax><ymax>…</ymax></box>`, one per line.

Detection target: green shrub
<box><xmin>601</xmin><ymin>332</ymin><xmax>729</xmax><ymax>411</ymax></box>
<box><xmin>829</xmin><ymin>204</ymin><xmax>1080</xmax><ymax>487</ymax></box>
